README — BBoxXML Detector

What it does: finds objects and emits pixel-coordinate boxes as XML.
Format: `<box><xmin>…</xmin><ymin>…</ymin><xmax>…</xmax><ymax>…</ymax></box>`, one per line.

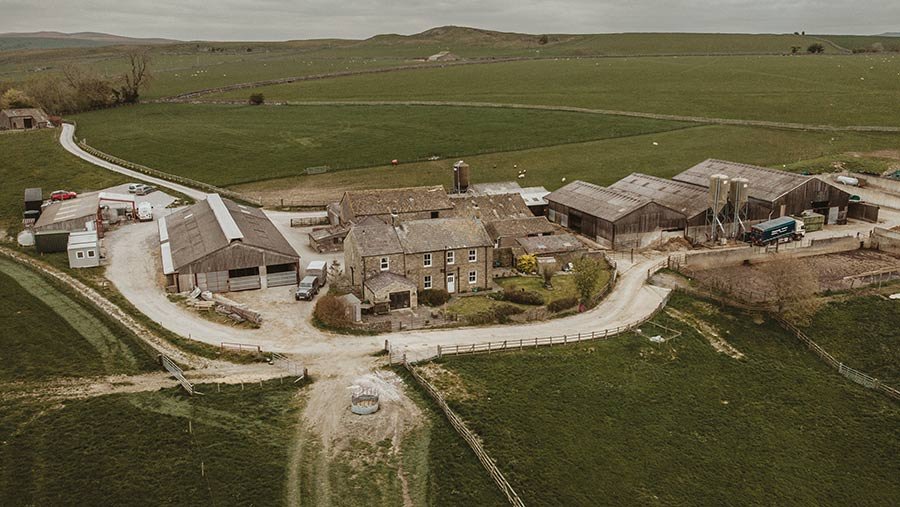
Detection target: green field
<box><xmin>0</xmin><ymin>381</ymin><xmax>306</xmax><ymax>506</ymax></box>
<box><xmin>431</xmin><ymin>293</ymin><xmax>900</xmax><ymax>505</ymax></box>
<box><xmin>0</xmin><ymin>129</ymin><xmax>127</xmax><ymax>230</ymax></box>
<box><xmin>70</xmin><ymin>103</ymin><xmax>690</xmax><ymax>186</ymax></box>
<box><xmin>235</xmin><ymin>124</ymin><xmax>900</xmax><ymax>203</ymax></box>
<box><xmin>0</xmin><ymin>257</ymin><xmax>155</xmax><ymax>382</ymax></box>
<box><xmin>802</xmin><ymin>294</ymin><xmax>900</xmax><ymax>386</ymax></box>
<box><xmin>214</xmin><ymin>55</ymin><xmax>900</xmax><ymax>126</ymax></box>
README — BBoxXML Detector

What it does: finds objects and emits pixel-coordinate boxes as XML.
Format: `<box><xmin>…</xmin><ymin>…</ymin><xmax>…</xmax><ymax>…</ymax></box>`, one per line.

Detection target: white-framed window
<box><xmin>468</xmin><ymin>270</ymin><xmax>477</xmax><ymax>284</ymax></box>
<box><xmin>423</xmin><ymin>253</ymin><xmax>432</xmax><ymax>267</ymax></box>
<box><xmin>76</xmin><ymin>251</ymin><xmax>84</xmax><ymax>259</ymax></box>
<box><xmin>87</xmin><ymin>250</ymin><xmax>96</xmax><ymax>258</ymax></box>
<box><xmin>380</xmin><ymin>257</ymin><xmax>389</xmax><ymax>271</ymax></box>
<box><xmin>468</xmin><ymin>249</ymin><xmax>477</xmax><ymax>262</ymax></box>
<box><xmin>424</xmin><ymin>275</ymin><xmax>432</xmax><ymax>289</ymax></box>
<box><xmin>446</xmin><ymin>251</ymin><xmax>455</xmax><ymax>264</ymax></box>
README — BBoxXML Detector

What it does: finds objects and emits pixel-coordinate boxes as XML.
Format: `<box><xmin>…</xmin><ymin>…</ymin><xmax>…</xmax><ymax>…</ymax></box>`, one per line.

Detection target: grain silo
<box><xmin>729</xmin><ymin>177</ymin><xmax>750</xmax><ymax>238</ymax></box>
<box><xmin>452</xmin><ymin>160</ymin><xmax>470</xmax><ymax>194</ymax></box>
<box><xmin>708</xmin><ymin>174</ymin><xmax>729</xmax><ymax>240</ymax></box>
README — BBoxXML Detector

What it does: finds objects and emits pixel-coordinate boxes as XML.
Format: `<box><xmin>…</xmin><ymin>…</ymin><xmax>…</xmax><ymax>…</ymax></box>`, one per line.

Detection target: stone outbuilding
<box><xmin>516</xmin><ymin>233</ymin><xmax>587</xmax><ymax>265</ymax></box>
<box><xmin>159</xmin><ymin>194</ymin><xmax>300</xmax><ymax>293</ymax></box>
<box><xmin>339</xmin><ymin>185</ymin><xmax>454</xmax><ymax>225</ymax></box>
<box><xmin>0</xmin><ymin>108</ymin><xmax>50</xmax><ymax>130</ymax></box>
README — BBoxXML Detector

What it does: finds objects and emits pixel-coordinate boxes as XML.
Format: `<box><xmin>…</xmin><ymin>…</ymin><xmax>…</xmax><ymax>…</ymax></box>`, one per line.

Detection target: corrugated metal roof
<box><xmin>160</xmin><ymin>242</ymin><xmax>175</xmax><ymax>275</ymax></box>
<box><xmin>207</xmin><ymin>194</ymin><xmax>243</xmax><ymax>242</ymax></box>
<box><xmin>67</xmin><ymin>230</ymin><xmax>98</xmax><ymax>249</ymax></box>
<box><xmin>609</xmin><ymin>173</ymin><xmax>709</xmax><ymax>218</ymax></box>
<box><xmin>546</xmin><ymin>180</ymin><xmax>649</xmax><ymax>222</ymax></box>
<box><xmin>34</xmin><ymin>194</ymin><xmax>100</xmax><ymax>229</ymax></box>
<box><xmin>24</xmin><ymin>188</ymin><xmax>42</xmax><ymax>202</ymax></box>
<box><xmin>673</xmin><ymin>159</ymin><xmax>809</xmax><ymax>203</ymax></box>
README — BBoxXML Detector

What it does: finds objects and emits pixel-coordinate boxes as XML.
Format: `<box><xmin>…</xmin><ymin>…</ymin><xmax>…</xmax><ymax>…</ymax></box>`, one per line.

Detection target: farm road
<box><xmin>194</xmin><ymin>99</ymin><xmax>900</xmax><ymax>133</ymax></box>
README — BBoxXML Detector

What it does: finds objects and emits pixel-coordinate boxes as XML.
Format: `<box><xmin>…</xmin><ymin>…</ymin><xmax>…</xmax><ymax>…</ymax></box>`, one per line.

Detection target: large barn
<box><xmin>673</xmin><ymin>159</ymin><xmax>851</xmax><ymax>224</ymax></box>
<box><xmin>159</xmin><ymin>194</ymin><xmax>300</xmax><ymax>293</ymax></box>
<box><xmin>546</xmin><ymin>180</ymin><xmax>686</xmax><ymax>249</ymax></box>
<box><xmin>609</xmin><ymin>173</ymin><xmax>711</xmax><ymax>243</ymax></box>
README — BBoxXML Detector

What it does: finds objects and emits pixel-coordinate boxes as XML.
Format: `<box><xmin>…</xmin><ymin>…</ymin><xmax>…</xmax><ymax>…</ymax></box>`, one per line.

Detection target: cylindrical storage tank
<box><xmin>729</xmin><ymin>177</ymin><xmax>750</xmax><ymax>206</ymax></box>
<box><xmin>708</xmin><ymin>174</ymin><xmax>729</xmax><ymax>213</ymax></box>
<box><xmin>453</xmin><ymin>160</ymin><xmax>470</xmax><ymax>193</ymax></box>
<box><xmin>835</xmin><ymin>175</ymin><xmax>859</xmax><ymax>186</ymax></box>
<box><xmin>17</xmin><ymin>230</ymin><xmax>35</xmax><ymax>247</ymax></box>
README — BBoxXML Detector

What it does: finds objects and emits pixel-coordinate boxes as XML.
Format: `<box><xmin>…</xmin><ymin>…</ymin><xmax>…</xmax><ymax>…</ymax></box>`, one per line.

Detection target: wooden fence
<box><xmin>404</xmin><ymin>361</ymin><xmax>525</xmax><ymax>507</ymax></box>
<box><xmin>220</xmin><ymin>342</ymin><xmax>261</xmax><ymax>354</ymax></box>
<box><xmin>75</xmin><ymin>137</ymin><xmax>262</xmax><ymax>206</ymax></box>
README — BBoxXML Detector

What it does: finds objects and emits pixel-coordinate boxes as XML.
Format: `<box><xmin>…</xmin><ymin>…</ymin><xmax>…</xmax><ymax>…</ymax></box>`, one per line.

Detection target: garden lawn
<box><xmin>70</xmin><ymin>103</ymin><xmax>690</xmax><ymax>186</ymax></box>
<box><xmin>496</xmin><ymin>274</ymin><xmax>580</xmax><ymax>303</ymax></box>
<box><xmin>436</xmin><ymin>293</ymin><xmax>900</xmax><ymax>506</ymax></box>
<box><xmin>0</xmin><ymin>129</ymin><xmax>127</xmax><ymax>230</ymax></box>
<box><xmin>215</xmin><ymin>54</ymin><xmax>900</xmax><ymax>126</ymax></box>
<box><xmin>801</xmin><ymin>294</ymin><xmax>900</xmax><ymax>387</ymax></box>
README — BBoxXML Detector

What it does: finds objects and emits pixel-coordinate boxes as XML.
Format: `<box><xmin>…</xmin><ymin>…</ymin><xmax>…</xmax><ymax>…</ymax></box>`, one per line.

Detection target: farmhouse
<box><xmin>159</xmin><ymin>194</ymin><xmax>300</xmax><ymax>293</ymax></box>
<box><xmin>344</xmin><ymin>218</ymin><xmax>492</xmax><ymax>310</ymax></box>
<box><xmin>609</xmin><ymin>173</ymin><xmax>710</xmax><ymax>242</ymax></box>
<box><xmin>673</xmin><ymin>159</ymin><xmax>852</xmax><ymax>224</ymax></box>
<box><xmin>547</xmin><ymin>180</ymin><xmax>686</xmax><ymax>249</ymax></box>
<box><xmin>339</xmin><ymin>185</ymin><xmax>454</xmax><ymax>225</ymax></box>
<box><xmin>0</xmin><ymin>108</ymin><xmax>50</xmax><ymax>130</ymax></box>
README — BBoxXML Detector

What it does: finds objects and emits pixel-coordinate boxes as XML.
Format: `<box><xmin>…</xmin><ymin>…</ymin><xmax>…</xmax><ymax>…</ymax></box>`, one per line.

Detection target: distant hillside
<box><xmin>362</xmin><ymin>25</ymin><xmax>574</xmax><ymax>48</ymax></box>
<box><xmin>880</xmin><ymin>32</ymin><xmax>900</xmax><ymax>37</ymax></box>
<box><xmin>0</xmin><ymin>31</ymin><xmax>177</xmax><ymax>51</ymax></box>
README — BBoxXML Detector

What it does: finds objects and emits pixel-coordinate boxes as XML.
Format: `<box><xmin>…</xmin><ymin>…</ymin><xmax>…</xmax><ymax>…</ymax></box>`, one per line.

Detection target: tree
<box><xmin>117</xmin><ymin>49</ymin><xmax>151</xmax><ymax>103</ymax></box>
<box><xmin>541</xmin><ymin>263</ymin><xmax>556</xmax><ymax>289</ymax></box>
<box><xmin>0</xmin><ymin>88</ymin><xmax>34</xmax><ymax>109</ymax></box>
<box><xmin>313</xmin><ymin>294</ymin><xmax>351</xmax><ymax>328</ymax></box>
<box><xmin>760</xmin><ymin>259</ymin><xmax>823</xmax><ymax>326</ymax></box>
<box><xmin>807</xmin><ymin>43</ymin><xmax>825</xmax><ymax>54</ymax></box>
<box><xmin>538</xmin><ymin>34</ymin><xmax>549</xmax><ymax>45</ymax></box>
<box><xmin>573</xmin><ymin>257</ymin><xmax>605</xmax><ymax>304</ymax></box>
<box><xmin>248</xmin><ymin>92</ymin><xmax>265</xmax><ymax>105</ymax></box>
<box><xmin>61</xmin><ymin>64</ymin><xmax>117</xmax><ymax>111</ymax></box>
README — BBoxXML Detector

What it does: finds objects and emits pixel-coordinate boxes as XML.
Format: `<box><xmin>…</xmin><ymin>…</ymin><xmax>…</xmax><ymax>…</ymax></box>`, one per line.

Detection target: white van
<box><xmin>137</xmin><ymin>202</ymin><xmax>153</xmax><ymax>222</ymax></box>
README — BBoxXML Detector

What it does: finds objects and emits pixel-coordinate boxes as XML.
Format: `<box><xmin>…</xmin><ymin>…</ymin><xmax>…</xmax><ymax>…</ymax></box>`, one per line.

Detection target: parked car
<box><xmin>137</xmin><ymin>202</ymin><xmax>153</xmax><ymax>222</ymax></box>
<box><xmin>135</xmin><ymin>184</ymin><xmax>156</xmax><ymax>195</ymax></box>
<box><xmin>50</xmin><ymin>190</ymin><xmax>77</xmax><ymax>201</ymax></box>
<box><xmin>295</xmin><ymin>275</ymin><xmax>321</xmax><ymax>301</ymax></box>
<box><xmin>127</xmin><ymin>183</ymin><xmax>142</xmax><ymax>193</ymax></box>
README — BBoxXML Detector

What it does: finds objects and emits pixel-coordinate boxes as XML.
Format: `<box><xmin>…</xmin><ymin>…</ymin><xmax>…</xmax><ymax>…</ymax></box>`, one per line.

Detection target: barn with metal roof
<box><xmin>673</xmin><ymin>159</ymin><xmax>851</xmax><ymax>224</ymax></box>
<box><xmin>159</xmin><ymin>194</ymin><xmax>300</xmax><ymax>292</ymax></box>
<box><xmin>546</xmin><ymin>180</ymin><xmax>687</xmax><ymax>249</ymax></box>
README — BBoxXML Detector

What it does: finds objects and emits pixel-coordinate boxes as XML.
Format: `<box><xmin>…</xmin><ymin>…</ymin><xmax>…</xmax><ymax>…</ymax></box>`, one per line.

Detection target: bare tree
<box><xmin>760</xmin><ymin>259</ymin><xmax>823</xmax><ymax>326</ymax></box>
<box><xmin>118</xmin><ymin>49</ymin><xmax>152</xmax><ymax>103</ymax></box>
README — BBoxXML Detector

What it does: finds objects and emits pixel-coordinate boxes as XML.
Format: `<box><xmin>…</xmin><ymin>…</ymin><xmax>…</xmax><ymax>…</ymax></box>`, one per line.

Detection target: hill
<box><xmin>0</xmin><ymin>31</ymin><xmax>177</xmax><ymax>51</ymax></box>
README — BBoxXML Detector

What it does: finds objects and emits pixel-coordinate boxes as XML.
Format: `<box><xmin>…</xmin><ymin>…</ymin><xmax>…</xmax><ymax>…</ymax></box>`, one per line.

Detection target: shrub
<box><xmin>547</xmin><ymin>297</ymin><xmax>578</xmax><ymax>313</ymax></box>
<box><xmin>573</xmin><ymin>257</ymin><xmax>606</xmax><ymax>303</ymax></box>
<box><xmin>502</xmin><ymin>287</ymin><xmax>544</xmax><ymax>305</ymax></box>
<box><xmin>466</xmin><ymin>303</ymin><xmax>524</xmax><ymax>325</ymax></box>
<box><xmin>807</xmin><ymin>43</ymin><xmax>825</xmax><ymax>54</ymax></box>
<box><xmin>517</xmin><ymin>254</ymin><xmax>537</xmax><ymax>273</ymax></box>
<box><xmin>420</xmin><ymin>288</ymin><xmax>450</xmax><ymax>307</ymax></box>
<box><xmin>248</xmin><ymin>92</ymin><xmax>265</xmax><ymax>105</ymax></box>
<box><xmin>313</xmin><ymin>294</ymin><xmax>350</xmax><ymax>328</ymax></box>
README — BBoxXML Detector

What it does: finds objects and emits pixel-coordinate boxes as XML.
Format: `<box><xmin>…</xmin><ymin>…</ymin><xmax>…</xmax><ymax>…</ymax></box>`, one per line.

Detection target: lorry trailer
<box><xmin>748</xmin><ymin>216</ymin><xmax>805</xmax><ymax>246</ymax></box>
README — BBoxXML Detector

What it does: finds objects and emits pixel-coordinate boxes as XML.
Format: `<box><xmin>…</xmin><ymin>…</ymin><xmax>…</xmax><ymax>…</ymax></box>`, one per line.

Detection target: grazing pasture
<box><xmin>214</xmin><ymin>54</ymin><xmax>900</xmax><ymax>126</ymax></box>
<box><xmin>433</xmin><ymin>293</ymin><xmax>900</xmax><ymax>506</ymax></box>
<box><xmin>70</xmin><ymin>103</ymin><xmax>690</xmax><ymax>186</ymax></box>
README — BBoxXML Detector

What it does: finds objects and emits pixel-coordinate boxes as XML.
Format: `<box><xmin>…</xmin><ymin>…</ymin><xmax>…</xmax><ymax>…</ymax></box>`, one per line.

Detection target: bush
<box><xmin>807</xmin><ymin>43</ymin><xmax>825</xmax><ymax>54</ymax></box>
<box><xmin>248</xmin><ymin>93</ymin><xmax>265</xmax><ymax>105</ymax></box>
<box><xmin>420</xmin><ymin>288</ymin><xmax>450</xmax><ymax>307</ymax></box>
<box><xmin>466</xmin><ymin>303</ymin><xmax>524</xmax><ymax>325</ymax></box>
<box><xmin>517</xmin><ymin>254</ymin><xmax>537</xmax><ymax>273</ymax></box>
<box><xmin>547</xmin><ymin>297</ymin><xmax>578</xmax><ymax>313</ymax></box>
<box><xmin>502</xmin><ymin>287</ymin><xmax>544</xmax><ymax>305</ymax></box>
<box><xmin>313</xmin><ymin>294</ymin><xmax>350</xmax><ymax>328</ymax></box>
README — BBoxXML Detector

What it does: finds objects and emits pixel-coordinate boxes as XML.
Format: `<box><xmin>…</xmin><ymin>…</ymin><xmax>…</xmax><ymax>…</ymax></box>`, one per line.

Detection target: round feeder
<box><xmin>351</xmin><ymin>388</ymin><xmax>380</xmax><ymax>415</ymax></box>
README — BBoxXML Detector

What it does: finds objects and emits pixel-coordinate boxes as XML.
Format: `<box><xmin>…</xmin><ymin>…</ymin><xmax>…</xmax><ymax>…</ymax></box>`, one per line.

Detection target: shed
<box><xmin>159</xmin><ymin>194</ymin><xmax>300</xmax><ymax>293</ymax></box>
<box><xmin>340</xmin><ymin>293</ymin><xmax>362</xmax><ymax>323</ymax></box>
<box><xmin>34</xmin><ymin>230</ymin><xmax>70</xmax><ymax>253</ymax></box>
<box><xmin>24</xmin><ymin>188</ymin><xmax>43</xmax><ymax>212</ymax></box>
<box><xmin>485</xmin><ymin>216</ymin><xmax>558</xmax><ymax>248</ymax></box>
<box><xmin>34</xmin><ymin>194</ymin><xmax>100</xmax><ymax>233</ymax></box>
<box><xmin>516</xmin><ymin>233</ymin><xmax>586</xmax><ymax>264</ymax></box>
<box><xmin>546</xmin><ymin>180</ymin><xmax>685</xmax><ymax>249</ymax></box>
<box><xmin>67</xmin><ymin>231</ymin><xmax>100</xmax><ymax>268</ymax></box>
<box><xmin>308</xmin><ymin>224</ymin><xmax>349</xmax><ymax>253</ymax></box>
<box><xmin>673</xmin><ymin>159</ymin><xmax>851</xmax><ymax>223</ymax></box>
<box><xmin>0</xmin><ymin>108</ymin><xmax>50</xmax><ymax>130</ymax></box>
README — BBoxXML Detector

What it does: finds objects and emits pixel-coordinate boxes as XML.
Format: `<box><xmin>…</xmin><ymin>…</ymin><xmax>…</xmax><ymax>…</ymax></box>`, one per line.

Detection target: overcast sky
<box><xmin>0</xmin><ymin>1</ymin><xmax>896</xmax><ymax>40</ymax></box>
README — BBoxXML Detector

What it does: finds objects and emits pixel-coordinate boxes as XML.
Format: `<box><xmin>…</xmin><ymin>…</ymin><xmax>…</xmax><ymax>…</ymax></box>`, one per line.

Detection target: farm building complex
<box><xmin>159</xmin><ymin>194</ymin><xmax>300</xmax><ymax>292</ymax></box>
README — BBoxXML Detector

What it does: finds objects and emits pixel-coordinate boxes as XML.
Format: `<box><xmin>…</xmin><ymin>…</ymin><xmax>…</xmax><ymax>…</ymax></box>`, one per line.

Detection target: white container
<box><xmin>836</xmin><ymin>175</ymin><xmax>859</xmax><ymax>186</ymax></box>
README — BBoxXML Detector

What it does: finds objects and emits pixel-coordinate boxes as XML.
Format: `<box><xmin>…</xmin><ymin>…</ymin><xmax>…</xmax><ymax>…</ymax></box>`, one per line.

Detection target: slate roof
<box><xmin>1</xmin><ymin>108</ymin><xmax>49</xmax><ymax>122</ymax></box>
<box><xmin>448</xmin><ymin>193</ymin><xmax>532</xmax><ymax>221</ymax></box>
<box><xmin>516</xmin><ymin>234</ymin><xmax>585</xmax><ymax>255</ymax></box>
<box><xmin>395</xmin><ymin>218</ymin><xmax>492</xmax><ymax>254</ymax></box>
<box><xmin>345</xmin><ymin>222</ymin><xmax>402</xmax><ymax>256</ymax></box>
<box><xmin>342</xmin><ymin>185</ymin><xmax>453</xmax><ymax>217</ymax></box>
<box><xmin>546</xmin><ymin>180</ymin><xmax>649</xmax><ymax>222</ymax></box>
<box><xmin>609</xmin><ymin>173</ymin><xmax>710</xmax><ymax>218</ymax></box>
<box><xmin>484</xmin><ymin>216</ymin><xmax>557</xmax><ymax>240</ymax></box>
<box><xmin>672</xmin><ymin>159</ymin><xmax>809</xmax><ymax>203</ymax></box>
<box><xmin>365</xmin><ymin>272</ymin><xmax>416</xmax><ymax>292</ymax></box>
<box><xmin>162</xmin><ymin>194</ymin><xmax>298</xmax><ymax>272</ymax></box>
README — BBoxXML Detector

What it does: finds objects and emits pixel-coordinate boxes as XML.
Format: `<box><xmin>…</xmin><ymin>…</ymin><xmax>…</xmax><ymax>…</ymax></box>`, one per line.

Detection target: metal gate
<box><xmin>267</xmin><ymin>270</ymin><xmax>298</xmax><ymax>287</ymax></box>
<box><xmin>229</xmin><ymin>275</ymin><xmax>261</xmax><ymax>291</ymax></box>
<box><xmin>197</xmin><ymin>271</ymin><xmax>228</xmax><ymax>292</ymax></box>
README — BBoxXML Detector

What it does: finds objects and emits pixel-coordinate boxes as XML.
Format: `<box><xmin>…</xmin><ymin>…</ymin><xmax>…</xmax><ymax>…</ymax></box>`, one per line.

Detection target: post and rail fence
<box><xmin>161</xmin><ymin>355</ymin><xmax>197</xmax><ymax>395</ymax></box>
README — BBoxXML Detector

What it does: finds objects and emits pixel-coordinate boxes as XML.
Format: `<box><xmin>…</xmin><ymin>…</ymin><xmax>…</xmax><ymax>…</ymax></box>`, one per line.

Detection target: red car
<box><xmin>50</xmin><ymin>190</ymin><xmax>78</xmax><ymax>201</ymax></box>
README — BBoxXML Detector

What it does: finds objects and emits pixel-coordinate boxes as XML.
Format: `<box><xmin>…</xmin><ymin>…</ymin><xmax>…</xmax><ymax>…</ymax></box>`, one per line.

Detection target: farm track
<box><xmin>188</xmin><ymin>99</ymin><xmax>900</xmax><ymax>133</ymax></box>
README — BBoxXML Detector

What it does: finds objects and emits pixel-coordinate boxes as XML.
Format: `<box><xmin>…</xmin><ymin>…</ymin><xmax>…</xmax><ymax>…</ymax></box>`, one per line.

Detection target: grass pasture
<box><xmin>236</xmin><ymin>124</ymin><xmax>900</xmax><ymax>203</ymax></box>
<box><xmin>0</xmin><ymin>257</ymin><xmax>155</xmax><ymax>382</ymax></box>
<box><xmin>215</xmin><ymin>54</ymin><xmax>900</xmax><ymax>126</ymax></box>
<box><xmin>433</xmin><ymin>293</ymin><xmax>900</xmax><ymax>505</ymax></box>
<box><xmin>70</xmin><ymin>103</ymin><xmax>690</xmax><ymax>186</ymax></box>
<box><xmin>0</xmin><ymin>381</ymin><xmax>305</xmax><ymax>506</ymax></box>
